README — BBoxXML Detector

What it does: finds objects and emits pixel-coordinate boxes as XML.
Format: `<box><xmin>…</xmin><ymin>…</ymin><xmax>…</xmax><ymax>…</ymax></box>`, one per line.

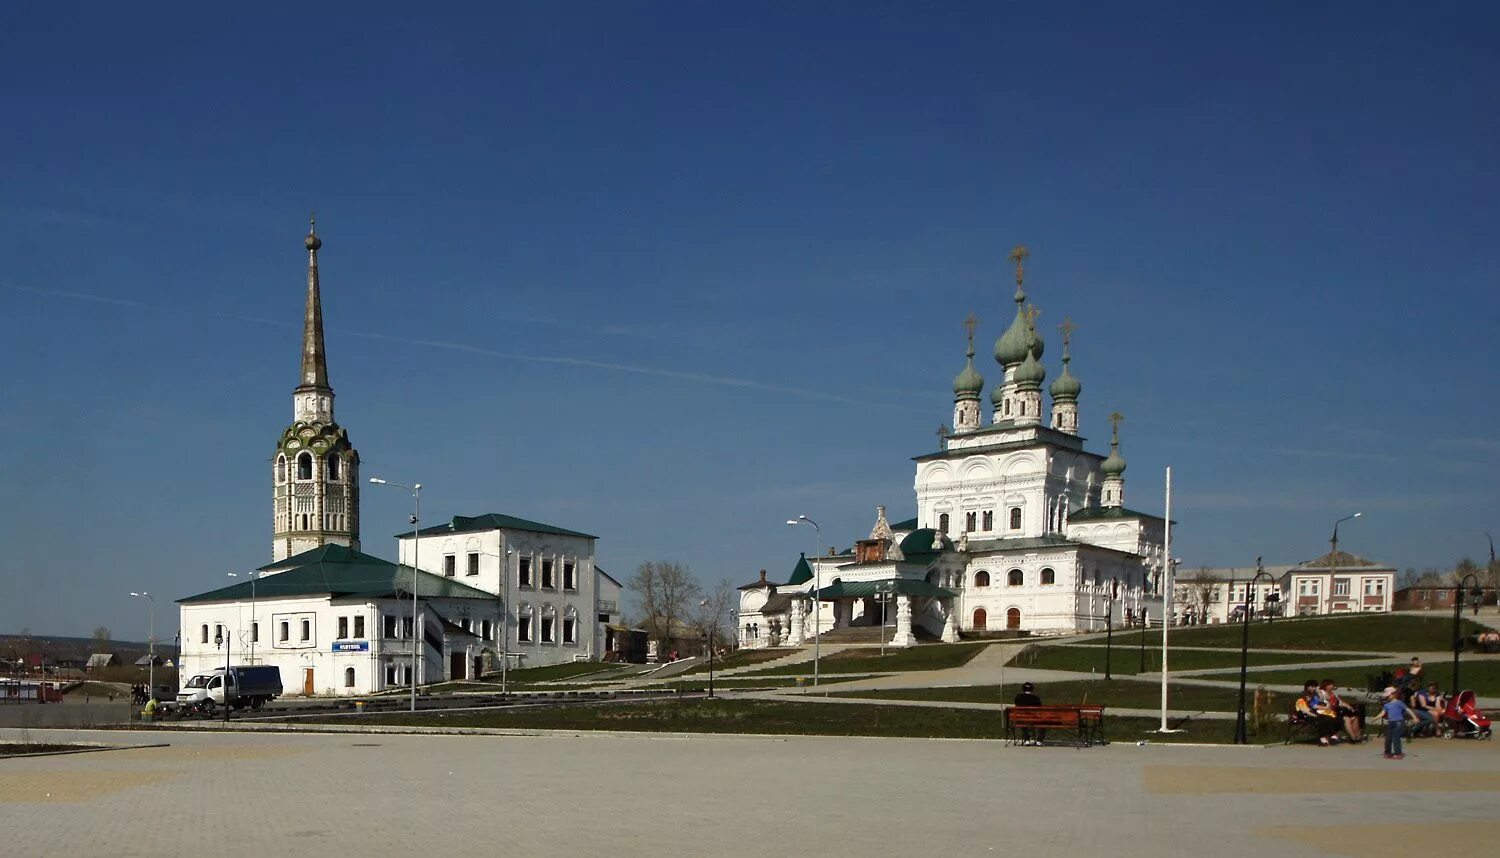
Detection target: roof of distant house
<box><xmin>397</xmin><ymin>513</ymin><xmax>596</xmax><ymax>541</ymax></box>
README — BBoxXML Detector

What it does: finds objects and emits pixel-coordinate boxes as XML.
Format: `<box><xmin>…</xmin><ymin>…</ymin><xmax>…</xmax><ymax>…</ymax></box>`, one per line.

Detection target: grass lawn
<box><xmin>739</xmin><ymin>642</ymin><xmax>992</xmax><ymax>676</ymax></box>
<box><xmin>649</xmin><ymin>676</ymin><xmax>866</xmax><ymax>692</ymax></box>
<box><xmin>1110</xmin><ymin>614</ymin><xmax>1486</xmax><ymax>652</ymax></box>
<box><xmin>304</xmin><ymin>697</ymin><xmax>1271</xmax><ymax>743</ymax></box>
<box><xmin>1245</xmin><ymin>659</ymin><xmax>1500</xmax><ymax>698</ymax></box>
<box><xmin>481</xmin><ymin>662</ymin><xmax>630</xmax><ymax>683</ymax></box>
<box><xmin>676</xmin><ymin>649</ymin><xmax>794</xmax><ymax>675</ymax></box>
<box><xmin>831</xmin><ymin>679</ymin><xmax>1289</xmax><ymax>713</ymax></box>
<box><xmin>1010</xmin><ymin>645</ymin><xmax>1370</xmax><ymax>676</ymax></box>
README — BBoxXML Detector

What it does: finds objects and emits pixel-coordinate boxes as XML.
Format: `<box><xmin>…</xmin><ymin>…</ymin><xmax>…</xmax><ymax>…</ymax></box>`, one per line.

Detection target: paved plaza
<box><xmin>2</xmin><ymin>725</ymin><xmax>1495</xmax><ymax>856</ymax></box>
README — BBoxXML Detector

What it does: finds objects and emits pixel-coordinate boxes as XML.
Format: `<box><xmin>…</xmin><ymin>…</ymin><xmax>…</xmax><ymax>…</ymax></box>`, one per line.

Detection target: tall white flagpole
<box><xmin>1159</xmin><ymin>465</ymin><xmax>1173</xmax><ymax>732</ymax></box>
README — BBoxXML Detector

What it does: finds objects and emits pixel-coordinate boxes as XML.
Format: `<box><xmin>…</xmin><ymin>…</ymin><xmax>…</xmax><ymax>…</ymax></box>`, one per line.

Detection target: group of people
<box><xmin>1294</xmin><ymin>678</ymin><xmax>1366</xmax><ymax>746</ymax></box>
<box><xmin>129</xmin><ymin>683</ymin><xmax>153</xmax><ymax>705</ymax></box>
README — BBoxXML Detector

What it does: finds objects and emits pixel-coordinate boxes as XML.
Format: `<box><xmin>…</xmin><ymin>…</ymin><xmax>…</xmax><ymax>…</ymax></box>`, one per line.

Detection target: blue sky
<box><xmin>3</xmin><ymin>2</ymin><xmax>1497</xmax><ymax>640</ymax></box>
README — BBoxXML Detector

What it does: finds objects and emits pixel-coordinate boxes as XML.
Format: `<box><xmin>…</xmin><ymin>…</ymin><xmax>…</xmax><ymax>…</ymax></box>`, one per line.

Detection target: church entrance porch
<box><xmin>811</xmin><ymin>578</ymin><xmax>959</xmax><ymax>648</ymax></box>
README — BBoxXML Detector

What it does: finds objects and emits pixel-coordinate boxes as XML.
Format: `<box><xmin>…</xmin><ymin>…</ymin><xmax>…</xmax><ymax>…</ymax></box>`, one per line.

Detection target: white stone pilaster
<box><xmin>891</xmin><ymin>595</ymin><xmax>915</xmax><ymax>647</ymax></box>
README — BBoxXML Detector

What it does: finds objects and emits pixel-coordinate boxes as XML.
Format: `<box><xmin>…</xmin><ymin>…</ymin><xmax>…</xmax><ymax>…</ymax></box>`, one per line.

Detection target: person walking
<box><xmin>1380</xmin><ymin>686</ymin><xmax>1417</xmax><ymax>759</ymax></box>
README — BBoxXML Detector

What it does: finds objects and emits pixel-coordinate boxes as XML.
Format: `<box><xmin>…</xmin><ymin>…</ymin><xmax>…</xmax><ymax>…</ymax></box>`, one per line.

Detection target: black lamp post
<box><xmin>1103</xmin><ymin>582</ymin><xmax>1114</xmax><ymax>681</ymax></box>
<box><xmin>1452</xmin><ymin>573</ymin><xmax>1483</xmax><ymax>697</ymax></box>
<box><xmin>1233</xmin><ymin>558</ymin><xmax>1278</xmax><ymax>744</ymax></box>
<box><xmin>1138</xmin><ymin>612</ymin><xmax>1148</xmax><ymax>674</ymax></box>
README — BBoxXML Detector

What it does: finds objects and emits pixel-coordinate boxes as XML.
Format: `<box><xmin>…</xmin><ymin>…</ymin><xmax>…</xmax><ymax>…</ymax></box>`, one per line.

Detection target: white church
<box><xmin>177</xmin><ymin>221</ymin><xmax>621</xmax><ymax>696</ymax></box>
<box><xmin>738</xmin><ymin>247</ymin><xmax>1166</xmax><ymax>647</ymax></box>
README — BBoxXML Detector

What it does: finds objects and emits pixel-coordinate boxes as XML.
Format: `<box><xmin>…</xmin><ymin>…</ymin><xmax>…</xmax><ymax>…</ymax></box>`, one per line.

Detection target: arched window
<box><xmin>326</xmin><ymin>454</ymin><xmax>340</xmax><ymax>481</ymax></box>
<box><xmin>344</xmin><ymin>667</ymin><xmax>355</xmax><ymax>688</ymax></box>
<box><xmin>1009</xmin><ymin>507</ymin><xmax>1022</xmax><ymax>530</ymax></box>
<box><xmin>974</xmin><ymin>570</ymin><xmax>990</xmax><ymax>588</ymax></box>
<box><xmin>563</xmin><ymin>606</ymin><xmax>578</xmax><ymax>644</ymax></box>
<box><xmin>973</xmin><ymin>608</ymin><xmax>988</xmax><ymax>630</ymax></box>
<box><xmin>200</xmin><ymin>624</ymin><xmax>209</xmax><ymax>644</ymax></box>
<box><xmin>541</xmin><ymin>604</ymin><xmax>557</xmax><ymax>643</ymax></box>
<box><xmin>1006</xmin><ymin>607</ymin><xmax>1022</xmax><ymax>630</ymax></box>
<box><xmin>517</xmin><ymin>603</ymin><xmax>534</xmax><ymax>642</ymax></box>
<box><xmin>297</xmin><ymin>452</ymin><xmax>313</xmax><ymax>480</ymax></box>
<box><xmin>1041</xmin><ymin>567</ymin><xmax>1056</xmax><ymax>585</ymax></box>
<box><xmin>1007</xmin><ymin>569</ymin><xmax>1024</xmax><ymax>587</ymax></box>
<box><xmin>939</xmin><ymin>513</ymin><xmax>950</xmax><ymax>534</ymax></box>
<box><xmin>276</xmin><ymin>455</ymin><xmax>286</xmax><ymax>483</ymax></box>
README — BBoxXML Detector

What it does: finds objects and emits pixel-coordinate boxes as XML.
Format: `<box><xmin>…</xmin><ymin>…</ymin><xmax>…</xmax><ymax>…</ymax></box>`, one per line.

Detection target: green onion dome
<box><xmin>1014</xmin><ymin>348</ymin><xmax>1046</xmax><ymax>387</ymax></box>
<box><xmin>952</xmin><ymin>346</ymin><xmax>985</xmax><ymax>398</ymax></box>
<box><xmin>1100</xmin><ymin>442</ymin><xmax>1127</xmax><ymax>477</ymax></box>
<box><xmin>995</xmin><ymin>307</ymin><xmax>1032</xmax><ymax>366</ymax></box>
<box><xmin>1050</xmin><ymin>357</ymin><xmax>1081</xmax><ymax>400</ymax></box>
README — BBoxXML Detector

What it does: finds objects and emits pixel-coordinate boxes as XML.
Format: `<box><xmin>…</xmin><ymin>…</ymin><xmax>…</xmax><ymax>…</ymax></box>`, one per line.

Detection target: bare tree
<box><xmin>629</xmin><ymin>561</ymin><xmax>701</xmax><ymax>653</ymax></box>
<box><xmin>91</xmin><ymin>626</ymin><xmax>112</xmax><ymax>651</ymax></box>
<box><xmin>694</xmin><ymin>578</ymin><xmax>736</xmax><ymax>651</ymax></box>
<box><xmin>1178</xmin><ymin>568</ymin><xmax>1219</xmax><ymax>624</ymax></box>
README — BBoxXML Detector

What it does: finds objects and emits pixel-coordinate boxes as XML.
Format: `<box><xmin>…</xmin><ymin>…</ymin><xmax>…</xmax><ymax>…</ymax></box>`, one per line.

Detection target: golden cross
<box><xmin>1059</xmin><ymin>317</ymin><xmax>1077</xmax><ymax>349</ymax></box>
<box><xmin>963</xmin><ymin>313</ymin><xmax>979</xmax><ymax>349</ymax></box>
<box><xmin>1008</xmin><ymin>244</ymin><xmax>1029</xmax><ymax>285</ymax></box>
<box><xmin>937</xmin><ymin>424</ymin><xmax>949</xmax><ymax>440</ymax></box>
<box><xmin>1023</xmin><ymin>303</ymin><xmax>1041</xmax><ymax>329</ymax></box>
<box><xmin>1108</xmin><ymin>411</ymin><xmax>1124</xmax><ymax>442</ymax></box>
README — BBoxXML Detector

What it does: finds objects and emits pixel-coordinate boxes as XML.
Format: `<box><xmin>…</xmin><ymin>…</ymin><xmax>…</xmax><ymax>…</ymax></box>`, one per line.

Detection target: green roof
<box><xmin>963</xmin><ymin>534</ymin><xmax>1141</xmax><ymax>558</ymax></box>
<box><xmin>814</xmin><ymin>579</ymin><xmax>957</xmax><ymax>600</ymax></box>
<box><xmin>898</xmin><ymin>528</ymin><xmax>951</xmax><ymax>559</ymax></box>
<box><xmin>786</xmin><ymin>554</ymin><xmax>814</xmax><ymax>586</ymax></box>
<box><xmin>1067</xmin><ymin>506</ymin><xmax>1165</xmax><ymax>522</ymax></box>
<box><xmin>401</xmin><ymin>513</ymin><xmax>596</xmax><ymax>541</ymax></box>
<box><xmin>179</xmin><ymin>544</ymin><xmax>497</xmax><ymax>604</ymax></box>
<box><xmin>890</xmin><ymin>517</ymin><xmax>919</xmax><ymax>531</ymax></box>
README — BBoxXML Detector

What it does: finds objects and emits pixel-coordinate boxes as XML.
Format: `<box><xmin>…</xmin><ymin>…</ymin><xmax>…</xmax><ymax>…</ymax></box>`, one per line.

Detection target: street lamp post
<box><xmin>370</xmin><ymin>477</ymin><xmax>422</xmax><ymax>713</ymax></box>
<box><xmin>129</xmin><ymin>592</ymin><xmax>154</xmax><ymax>701</ymax></box>
<box><xmin>786</xmin><ymin>515</ymin><xmax>822</xmax><ymax>687</ymax></box>
<box><xmin>1452</xmin><ymin>573</ymin><xmax>1483</xmax><ymax>697</ymax></box>
<box><xmin>1328</xmin><ymin>513</ymin><xmax>1362</xmax><ymax>614</ymax></box>
<box><xmin>213</xmin><ymin>625</ymin><xmax>230</xmax><ymax>724</ymax></box>
<box><xmin>700</xmin><ymin>599</ymin><xmax>718</xmax><ymax>699</ymax></box>
<box><xmin>1103</xmin><ymin>586</ymin><xmax>1114</xmax><ymax>681</ymax></box>
<box><xmin>226</xmin><ymin>572</ymin><xmax>264</xmax><ymax>664</ymax></box>
<box><xmin>1233</xmin><ymin>558</ymin><xmax>1279</xmax><ymax>744</ymax></box>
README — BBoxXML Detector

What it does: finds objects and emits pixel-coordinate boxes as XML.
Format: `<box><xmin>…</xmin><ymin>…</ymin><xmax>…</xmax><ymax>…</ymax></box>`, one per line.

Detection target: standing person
<box><xmin>1380</xmin><ymin>686</ymin><xmax>1417</xmax><ymax>759</ymax></box>
<box><xmin>1013</xmin><ymin>682</ymin><xmax>1043</xmax><ymax>746</ymax></box>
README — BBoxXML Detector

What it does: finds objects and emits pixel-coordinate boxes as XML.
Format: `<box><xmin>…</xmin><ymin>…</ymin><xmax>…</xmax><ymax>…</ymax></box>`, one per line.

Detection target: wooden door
<box><xmin>302</xmin><ymin>668</ymin><xmax>314</xmax><ymax>696</ymax></box>
<box><xmin>1006</xmin><ymin>608</ymin><xmax>1021</xmax><ymax>630</ymax></box>
<box><xmin>973</xmin><ymin>608</ymin><xmax>987</xmax><ymax>631</ymax></box>
<box><xmin>450</xmin><ymin>652</ymin><xmax>466</xmax><ymax>680</ymax></box>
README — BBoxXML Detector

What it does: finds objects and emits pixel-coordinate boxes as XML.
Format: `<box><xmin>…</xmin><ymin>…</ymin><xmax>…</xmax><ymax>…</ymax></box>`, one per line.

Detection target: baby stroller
<box><xmin>1439</xmin><ymin>690</ymin><xmax>1492</xmax><ymax>739</ymax></box>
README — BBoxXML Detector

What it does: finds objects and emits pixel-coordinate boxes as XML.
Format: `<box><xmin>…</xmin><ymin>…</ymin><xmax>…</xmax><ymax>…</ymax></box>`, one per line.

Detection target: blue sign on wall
<box><xmin>332</xmin><ymin>641</ymin><xmax>370</xmax><ymax>653</ymax></box>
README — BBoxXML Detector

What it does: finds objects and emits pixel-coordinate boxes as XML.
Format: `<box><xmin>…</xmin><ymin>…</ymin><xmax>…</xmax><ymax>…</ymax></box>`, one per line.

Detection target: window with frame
<box><xmin>200</xmin><ymin>624</ymin><xmax>209</xmax><ymax>643</ymax></box>
<box><xmin>974</xmin><ymin>570</ymin><xmax>990</xmax><ymax>588</ymax></box>
<box><xmin>964</xmin><ymin>511</ymin><xmax>977</xmax><ymax>532</ymax></box>
<box><xmin>326</xmin><ymin>454</ymin><xmax>340</xmax><ymax>481</ymax></box>
<box><xmin>1333</xmin><ymin>579</ymin><xmax>1350</xmax><ymax>597</ymax></box>
<box><xmin>563</xmin><ymin>609</ymin><xmax>578</xmax><ymax>644</ymax></box>
<box><xmin>982</xmin><ymin>510</ymin><xmax>994</xmax><ymax>531</ymax></box>
<box><xmin>443</xmin><ymin>554</ymin><xmax>456</xmax><ymax>577</ymax></box>
<box><xmin>1041</xmin><ymin>567</ymin><xmax>1056</xmax><ymax>585</ymax></box>
<box><xmin>542</xmin><ymin>559</ymin><xmax>555</xmax><ymax>589</ymax></box>
<box><xmin>1363</xmin><ymin>579</ymin><xmax>1385</xmax><ymax>596</ymax></box>
<box><xmin>1007</xmin><ymin>569</ymin><xmax>1024</xmax><ymax>587</ymax></box>
<box><xmin>344</xmin><ymin>667</ymin><xmax>355</xmax><ymax>688</ymax></box>
<box><xmin>517</xmin><ymin>607</ymin><xmax>533</xmax><ymax>642</ymax></box>
<box><xmin>939</xmin><ymin>513</ymin><xmax>951</xmax><ymax>534</ymax></box>
<box><xmin>337</xmin><ymin>617</ymin><xmax>348</xmax><ymax>639</ymax></box>
<box><xmin>541</xmin><ymin>606</ymin><xmax>556</xmax><ymax>642</ymax></box>
<box><xmin>402</xmin><ymin>617</ymin><xmax>413</xmax><ymax>639</ymax></box>
<box><xmin>518</xmin><ymin>557</ymin><xmax>533</xmax><ymax>588</ymax></box>
<box><xmin>384</xmin><ymin>615</ymin><xmax>397</xmax><ymax>638</ymax></box>
<box><xmin>563</xmin><ymin>561</ymin><xmax>576</xmax><ymax>590</ymax></box>
<box><xmin>297</xmin><ymin>452</ymin><xmax>313</xmax><ymax>480</ymax></box>
<box><xmin>300</xmin><ymin>619</ymin><xmax>311</xmax><ymax>641</ymax></box>
<box><xmin>279</xmin><ymin>621</ymin><xmax>290</xmax><ymax>642</ymax></box>
<box><xmin>467</xmin><ymin>552</ymin><xmax>479</xmax><ymax>576</ymax></box>
<box><xmin>1009</xmin><ymin>507</ymin><xmax>1022</xmax><ymax>530</ymax></box>
<box><xmin>353</xmin><ymin>616</ymin><xmax>364</xmax><ymax>638</ymax></box>
<box><xmin>481</xmin><ymin>620</ymin><xmax>491</xmax><ymax>640</ymax></box>
<box><xmin>251</xmin><ymin>622</ymin><xmax>259</xmax><ymax>643</ymax></box>
<box><xmin>276</xmin><ymin>455</ymin><xmax>286</xmax><ymax>483</ymax></box>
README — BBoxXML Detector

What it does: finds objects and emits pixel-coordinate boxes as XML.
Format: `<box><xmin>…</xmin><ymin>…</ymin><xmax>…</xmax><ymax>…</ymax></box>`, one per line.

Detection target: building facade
<box><xmin>739</xmin><ymin>248</ymin><xmax>1166</xmax><ymax>646</ymax></box>
<box><xmin>396</xmin><ymin>514</ymin><xmax>621</xmax><ymax>669</ymax></box>
<box><xmin>1171</xmin><ymin>552</ymin><xmax>1396</xmax><ymax>625</ymax></box>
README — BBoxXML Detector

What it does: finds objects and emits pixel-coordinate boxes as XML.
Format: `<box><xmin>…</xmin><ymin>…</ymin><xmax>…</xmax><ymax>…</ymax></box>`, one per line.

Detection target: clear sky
<box><xmin>3</xmin><ymin>2</ymin><xmax>1497</xmax><ymax>640</ymax></box>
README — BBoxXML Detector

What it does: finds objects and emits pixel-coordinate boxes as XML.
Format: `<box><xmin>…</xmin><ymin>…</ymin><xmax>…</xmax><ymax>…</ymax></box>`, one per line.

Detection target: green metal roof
<box><xmin>890</xmin><ymin>517</ymin><xmax>919</xmax><ymax>531</ymax></box>
<box><xmin>1067</xmin><ymin>506</ymin><xmax>1165</xmax><ymax>522</ymax></box>
<box><xmin>399</xmin><ymin>513</ymin><xmax>596</xmax><ymax>541</ymax></box>
<box><xmin>786</xmin><ymin>554</ymin><xmax>814</xmax><ymax>586</ymax></box>
<box><xmin>814</xmin><ymin>579</ymin><xmax>957</xmax><ymax>600</ymax></box>
<box><xmin>898</xmin><ymin>528</ymin><xmax>950</xmax><ymax>559</ymax></box>
<box><xmin>179</xmin><ymin>544</ymin><xmax>497</xmax><ymax>604</ymax></box>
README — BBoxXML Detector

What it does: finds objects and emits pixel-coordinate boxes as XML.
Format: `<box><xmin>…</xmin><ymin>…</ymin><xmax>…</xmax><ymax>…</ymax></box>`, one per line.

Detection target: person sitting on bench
<box><xmin>1411</xmin><ymin>682</ymin><xmax>1444</xmax><ymax>737</ymax></box>
<box><xmin>1320</xmin><ymin>679</ymin><xmax>1363</xmax><ymax>742</ymax></box>
<box><xmin>1295</xmin><ymin>680</ymin><xmax>1341</xmax><ymax>746</ymax></box>
<box><xmin>1014</xmin><ymin>682</ymin><xmax>1044</xmax><ymax>746</ymax></box>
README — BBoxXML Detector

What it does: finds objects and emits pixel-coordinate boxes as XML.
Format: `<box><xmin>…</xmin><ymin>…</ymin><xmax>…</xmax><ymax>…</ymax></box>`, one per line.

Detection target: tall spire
<box><xmin>298</xmin><ymin>213</ymin><xmax>330</xmax><ymax>394</ymax></box>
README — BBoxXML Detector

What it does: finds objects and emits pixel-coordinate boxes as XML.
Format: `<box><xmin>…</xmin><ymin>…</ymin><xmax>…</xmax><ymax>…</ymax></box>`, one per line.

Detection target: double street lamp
<box><xmin>226</xmin><ymin>571</ymin><xmax>267</xmax><ymax>663</ymax></box>
<box><xmin>129</xmin><ymin>592</ymin><xmax>155</xmax><ymax>701</ymax></box>
<box><xmin>786</xmin><ymin>515</ymin><xmax>822</xmax><ymax>688</ymax></box>
<box><xmin>370</xmin><ymin>476</ymin><xmax>422</xmax><ymax>713</ymax></box>
<box><xmin>1233</xmin><ymin>558</ymin><xmax>1280</xmax><ymax>744</ymax></box>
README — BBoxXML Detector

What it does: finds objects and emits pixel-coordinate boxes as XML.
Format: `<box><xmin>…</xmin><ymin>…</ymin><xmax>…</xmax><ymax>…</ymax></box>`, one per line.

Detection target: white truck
<box><xmin>176</xmin><ymin>666</ymin><xmax>283</xmax><ymax>715</ymax></box>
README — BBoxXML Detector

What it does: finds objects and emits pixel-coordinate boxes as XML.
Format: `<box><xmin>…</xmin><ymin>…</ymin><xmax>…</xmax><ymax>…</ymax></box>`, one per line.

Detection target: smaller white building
<box><xmin>396</xmin><ymin>514</ymin><xmax>620</xmax><ymax>669</ymax></box>
<box><xmin>1171</xmin><ymin>551</ymin><xmax>1396</xmax><ymax>624</ymax></box>
<box><xmin>178</xmin><ymin>544</ymin><xmax>501</xmax><ymax>696</ymax></box>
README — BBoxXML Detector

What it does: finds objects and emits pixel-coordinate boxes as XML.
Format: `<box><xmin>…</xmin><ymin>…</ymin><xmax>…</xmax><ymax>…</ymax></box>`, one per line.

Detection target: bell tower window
<box><xmin>326</xmin><ymin>454</ymin><xmax>340</xmax><ymax>481</ymax></box>
<box><xmin>276</xmin><ymin>455</ymin><xmax>286</xmax><ymax>483</ymax></box>
<box><xmin>297</xmin><ymin>453</ymin><xmax>313</xmax><ymax>480</ymax></box>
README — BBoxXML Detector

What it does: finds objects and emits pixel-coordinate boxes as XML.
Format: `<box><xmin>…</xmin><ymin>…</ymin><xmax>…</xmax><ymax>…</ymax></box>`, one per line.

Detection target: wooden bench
<box><xmin>1005</xmin><ymin>705</ymin><xmax>1104</xmax><ymax>747</ymax></box>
